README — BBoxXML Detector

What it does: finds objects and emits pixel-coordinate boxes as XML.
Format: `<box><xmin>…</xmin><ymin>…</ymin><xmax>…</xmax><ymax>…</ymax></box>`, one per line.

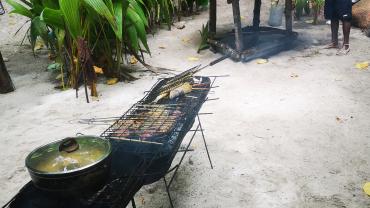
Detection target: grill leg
<box><xmin>231</xmin><ymin>0</ymin><xmax>244</xmax><ymax>51</ymax></box>
<box><xmin>168</xmin><ymin>123</ymin><xmax>200</xmax><ymax>188</ymax></box>
<box><xmin>163</xmin><ymin>177</ymin><xmax>175</xmax><ymax>208</ymax></box>
<box><xmin>197</xmin><ymin>115</ymin><xmax>213</xmax><ymax>169</ymax></box>
<box><xmin>131</xmin><ymin>198</ymin><xmax>136</xmax><ymax>208</ymax></box>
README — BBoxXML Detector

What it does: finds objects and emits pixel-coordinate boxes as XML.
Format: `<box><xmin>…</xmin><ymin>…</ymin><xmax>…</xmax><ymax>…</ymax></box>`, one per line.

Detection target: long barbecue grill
<box><xmin>3</xmin><ymin>68</ymin><xmax>218</xmax><ymax>208</ymax></box>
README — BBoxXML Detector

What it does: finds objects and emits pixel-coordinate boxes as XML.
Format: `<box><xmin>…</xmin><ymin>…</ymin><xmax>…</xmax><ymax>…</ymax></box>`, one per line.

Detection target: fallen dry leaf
<box><xmin>336</xmin><ymin>117</ymin><xmax>343</xmax><ymax>123</ymax></box>
<box><xmin>93</xmin><ymin>66</ymin><xmax>104</xmax><ymax>74</ymax></box>
<box><xmin>290</xmin><ymin>73</ymin><xmax>299</xmax><ymax>78</ymax></box>
<box><xmin>107</xmin><ymin>78</ymin><xmax>119</xmax><ymax>85</ymax></box>
<box><xmin>355</xmin><ymin>61</ymin><xmax>369</xmax><ymax>70</ymax></box>
<box><xmin>130</xmin><ymin>56</ymin><xmax>138</xmax><ymax>64</ymax></box>
<box><xmin>55</xmin><ymin>73</ymin><xmax>63</xmax><ymax>80</ymax></box>
<box><xmin>305</xmin><ymin>19</ymin><xmax>314</xmax><ymax>24</ymax></box>
<box><xmin>188</xmin><ymin>56</ymin><xmax>200</xmax><ymax>61</ymax></box>
<box><xmin>182</xmin><ymin>37</ymin><xmax>191</xmax><ymax>44</ymax></box>
<box><xmin>159</xmin><ymin>45</ymin><xmax>166</xmax><ymax>49</ymax></box>
<box><xmin>256</xmin><ymin>58</ymin><xmax>268</xmax><ymax>64</ymax></box>
<box><xmin>364</xmin><ymin>182</ymin><xmax>370</xmax><ymax>196</ymax></box>
<box><xmin>34</xmin><ymin>39</ymin><xmax>44</xmax><ymax>51</ymax></box>
<box><xmin>140</xmin><ymin>196</ymin><xmax>145</xmax><ymax>205</ymax></box>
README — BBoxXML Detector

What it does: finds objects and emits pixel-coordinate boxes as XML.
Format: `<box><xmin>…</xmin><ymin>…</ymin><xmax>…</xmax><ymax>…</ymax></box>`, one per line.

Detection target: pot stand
<box><xmin>208</xmin><ymin>0</ymin><xmax>296</xmax><ymax>62</ymax></box>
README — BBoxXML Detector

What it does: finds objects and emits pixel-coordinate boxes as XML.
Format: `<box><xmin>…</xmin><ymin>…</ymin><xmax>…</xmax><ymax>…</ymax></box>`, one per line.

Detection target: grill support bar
<box><xmin>161</xmin><ymin>109</ymin><xmax>214</xmax><ymax>208</ymax></box>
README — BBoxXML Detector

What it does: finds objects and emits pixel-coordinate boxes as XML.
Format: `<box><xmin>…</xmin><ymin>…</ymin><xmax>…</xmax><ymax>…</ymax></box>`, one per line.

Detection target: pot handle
<box><xmin>59</xmin><ymin>137</ymin><xmax>79</xmax><ymax>153</ymax></box>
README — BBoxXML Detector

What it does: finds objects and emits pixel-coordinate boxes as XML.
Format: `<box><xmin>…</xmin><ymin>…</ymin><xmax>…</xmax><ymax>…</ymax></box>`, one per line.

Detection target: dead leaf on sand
<box><xmin>107</xmin><ymin>78</ymin><xmax>119</xmax><ymax>85</ymax></box>
<box><xmin>363</xmin><ymin>182</ymin><xmax>370</xmax><ymax>196</ymax></box>
<box><xmin>159</xmin><ymin>45</ymin><xmax>166</xmax><ymax>49</ymax></box>
<box><xmin>305</xmin><ymin>19</ymin><xmax>314</xmax><ymax>24</ymax></box>
<box><xmin>290</xmin><ymin>73</ymin><xmax>299</xmax><ymax>78</ymax></box>
<box><xmin>188</xmin><ymin>56</ymin><xmax>200</xmax><ymax>61</ymax></box>
<box><xmin>355</xmin><ymin>61</ymin><xmax>369</xmax><ymax>70</ymax></box>
<box><xmin>336</xmin><ymin>117</ymin><xmax>343</xmax><ymax>123</ymax></box>
<box><xmin>93</xmin><ymin>66</ymin><xmax>104</xmax><ymax>74</ymax></box>
<box><xmin>34</xmin><ymin>39</ymin><xmax>44</xmax><ymax>51</ymax></box>
<box><xmin>130</xmin><ymin>56</ymin><xmax>138</xmax><ymax>64</ymax></box>
<box><xmin>140</xmin><ymin>196</ymin><xmax>145</xmax><ymax>205</ymax></box>
<box><xmin>182</xmin><ymin>37</ymin><xmax>191</xmax><ymax>44</ymax></box>
<box><xmin>256</xmin><ymin>58</ymin><xmax>268</xmax><ymax>64</ymax></box>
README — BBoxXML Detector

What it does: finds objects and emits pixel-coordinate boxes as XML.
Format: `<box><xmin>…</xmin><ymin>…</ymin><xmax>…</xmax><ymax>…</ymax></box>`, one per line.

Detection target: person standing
<box><xmin>324</xmin><ymin>0</ymin><xmax>352</xmax><ymax>55</ymax></box>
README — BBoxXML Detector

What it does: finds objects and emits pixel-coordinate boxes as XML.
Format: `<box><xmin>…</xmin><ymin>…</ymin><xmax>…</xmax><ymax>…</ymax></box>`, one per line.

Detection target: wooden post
<box><xmin>0</xmin><ymin>51</ymin><xmax>15</xmax><ymax>94</ymax></box>
<box><xmin>232</xmin><ymin>0</ymin><xmax>244</xmax><ymax>51</ymax></box>
<box><xmin>285</xmin><ymin>0</ymin><xmax>293</xmax><ymax>33</ymax></box>
<box><xmin>209</xmin><ymin>0</ymin><xmax>217</xmax><ymax>38</ymax></box>
<box><xmin>253</xmin><ymin>0</ymin><xmax>262</xmax><ymax>30</ymax></box>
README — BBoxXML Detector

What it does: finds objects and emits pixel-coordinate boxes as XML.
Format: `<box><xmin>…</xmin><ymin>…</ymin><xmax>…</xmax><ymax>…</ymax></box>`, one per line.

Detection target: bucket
<box><xmin>268</xmin><ymin>5</ymin><xmax>284</xmax><ymax>27</ymax></box>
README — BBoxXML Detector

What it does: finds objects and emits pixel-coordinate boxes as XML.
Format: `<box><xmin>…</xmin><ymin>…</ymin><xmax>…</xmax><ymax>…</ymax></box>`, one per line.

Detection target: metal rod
<box><xmin>197</xmin><ymin>115</ymin><xmax>213</xmax><ymax>169</ymax></box>
<box><xmin>177</xmin><ymin>148</ymin><xmax>194</xmax><ymax>152</ymax></box>
<box><xmin>198</xmin><ymin>112</ymin><xmax>214</xmax><ymax>115</ymax></box>
<box><xmin>168</xmin><ymin>123</ymin><xmax>201</xmax><ymax>188</ymax></box>
<box><xmin>109</xmin><ymin>137</ymin><xmax>164</xmax><ymax>145</ymax></box>
<box><xmin>163</xmin><ymin>177</ymin><xmax>175</xmax><ymax>208</ymax></box>
<box><xmin>131</xmin><ymin>198</ymin><xmax>136</xmax><ymax>208</ymax></box>
<box><xmin>205</xmin><ymin>98</ymin><xmax>220</xmax><ymax>102</ymax></box>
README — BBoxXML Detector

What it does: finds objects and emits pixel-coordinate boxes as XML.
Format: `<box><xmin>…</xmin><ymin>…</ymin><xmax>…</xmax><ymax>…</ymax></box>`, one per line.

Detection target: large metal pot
<box><xmin>25</xmin><ymin>136</ymin><xmax>112</xmax><ymax>195</ymax></box>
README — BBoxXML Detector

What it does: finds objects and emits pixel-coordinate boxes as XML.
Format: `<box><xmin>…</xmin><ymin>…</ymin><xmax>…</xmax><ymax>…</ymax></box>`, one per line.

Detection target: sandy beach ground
<box><xmin>1</xmin><ymin>1</ymin><xmax>370</xmax><ymax>207</ymax></box>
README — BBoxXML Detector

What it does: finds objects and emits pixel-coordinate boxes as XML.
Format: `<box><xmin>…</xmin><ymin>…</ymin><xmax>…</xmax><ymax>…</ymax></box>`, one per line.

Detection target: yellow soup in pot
<box><xmin>28</xmin><ymin>137</ymin><xmax>109</xmax><ymax>173</ymax></box>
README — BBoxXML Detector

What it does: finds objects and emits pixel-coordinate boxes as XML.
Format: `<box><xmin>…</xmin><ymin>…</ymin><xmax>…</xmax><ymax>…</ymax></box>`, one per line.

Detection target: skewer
<box><xmin>108</xmin><ymin>136</ymin><xmax>164</xmax><ymax>145</ymax></box>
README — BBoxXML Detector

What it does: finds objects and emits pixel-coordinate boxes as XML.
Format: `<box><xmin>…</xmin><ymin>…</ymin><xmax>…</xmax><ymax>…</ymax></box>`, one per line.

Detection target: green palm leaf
<box><xmin>113</xmin><ymin>1</ymin><xmax>122</xmax><ymax>39</ymax></box>
<box><xmin>41</xmin><ymin>8</ymin><xmax>64</xmax><ymax>29</ymax></box>
<box><xmin>83</xmin><ymin>0</ymin><xmax>118</xmax><ymax>36</ymax></box>
<box><xmin>126</xmin><ymin>7</ymin><xmax>150</xmax><ymax>53</ymax></box>
<box><xmin>59</xmin><ymin>0</ymin><xmax>81</xmax><ymax>39</ymax></box>
<box><xmin>6</xmin><ymin>0</ymin><xmax>33</xmax><ymax>18</ymax></box>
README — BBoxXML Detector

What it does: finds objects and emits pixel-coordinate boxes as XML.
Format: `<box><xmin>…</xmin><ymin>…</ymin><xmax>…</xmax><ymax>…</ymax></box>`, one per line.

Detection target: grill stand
<box><xmin>162</xmin><ymin>114</ymin><xmax>213</xmax><ymax>208</ymax></box>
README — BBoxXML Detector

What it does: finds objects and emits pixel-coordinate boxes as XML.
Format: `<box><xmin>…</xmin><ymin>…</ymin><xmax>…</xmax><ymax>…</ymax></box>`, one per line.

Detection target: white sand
<box><xmin>1</xmin><ymin>1</ymin><xmax>370</xmax><ymax>207</ymax></box>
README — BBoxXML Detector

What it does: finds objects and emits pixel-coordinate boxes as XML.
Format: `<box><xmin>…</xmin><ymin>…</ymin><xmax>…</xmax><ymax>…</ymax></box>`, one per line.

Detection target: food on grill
<box><xmin>110</xmin><ymin>106</ymin><xmax>183</xmax><ymax>141</ymax></box>
<box><xmin>153</xmin><ymin>93</ymin><xmax>168</xmax><ymax>103</ymax></box>
<box><xmin>169</xmin><ymin>82</ymin><xmax>192</xmax><ymax>99</ymax></box>
<box><xmin>154</xmin><ymin>82</ymin><xmax>193</xmax><ymax>102</ymax></box>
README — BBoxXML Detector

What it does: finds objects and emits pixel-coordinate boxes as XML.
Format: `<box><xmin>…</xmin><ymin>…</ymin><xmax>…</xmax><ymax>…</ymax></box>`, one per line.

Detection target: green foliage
<box><xmin>294</xmin><ymin>0</ymin><xmax>309</xmax><ymax>19</ymax></box>
<box><xmin>6</xmin><ymin>0</ymin><xmax>33</xmax><ymax>18</ymax></box>
<box><xmin>311</xmin><ymin>0</ymin><xmax>325</xmax><ymax>24</ymax></box>
<box><xmin>7</xmin><ymin>0</ymin><xmax>210</xmax><ymax>99</ymax></box>
<box><xmin>197</xmin><ymin>22</ymin><xmax>209</xmax><ymax>53</ymax></box>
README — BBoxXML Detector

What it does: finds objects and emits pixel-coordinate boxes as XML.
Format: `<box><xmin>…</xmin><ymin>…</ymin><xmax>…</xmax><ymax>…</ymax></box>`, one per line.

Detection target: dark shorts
<box><xmin>324</xmin><ymin>0</ymin><xmax>352</xmax><ymax>21</ymax></box>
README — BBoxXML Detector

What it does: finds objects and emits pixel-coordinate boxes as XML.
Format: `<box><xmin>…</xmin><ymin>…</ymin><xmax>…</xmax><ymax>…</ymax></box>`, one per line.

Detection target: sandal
<box><xmin>336</xmin><ymin>44</ymin><xmax>350</xmax><ymax>55</ymax></box>
<box><xmin>323</xmin><ymin>42</ymin><xmax>339</xmax><ymax>49</ymax></box>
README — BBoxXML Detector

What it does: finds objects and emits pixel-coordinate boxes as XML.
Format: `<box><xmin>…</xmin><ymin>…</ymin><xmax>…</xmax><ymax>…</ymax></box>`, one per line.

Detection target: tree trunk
<box><xmin>0</xmin><ymin>51</ymin><xmax>15</xmax><ymax>94</ymax></box>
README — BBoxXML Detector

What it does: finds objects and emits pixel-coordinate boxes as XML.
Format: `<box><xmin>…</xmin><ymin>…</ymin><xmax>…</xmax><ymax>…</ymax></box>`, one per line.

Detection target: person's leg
<box><xmin>335</xmin><ymin>0</ymin><xmax>351</xmax><ymax>54</ymax></box>
<box><xmin>331</xmin><ymin>19</ymin><xmax>339</xmax><ymax>46</ymax></box>
<box><xmin>323</xmin><ymin>0</ymin><xmax>338</xmax><ymax>48</ymax></box>
<box><xmin>342</xmin><ymin>20</ymin><xmax>351</xmax><ymax>50</ymax></box>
